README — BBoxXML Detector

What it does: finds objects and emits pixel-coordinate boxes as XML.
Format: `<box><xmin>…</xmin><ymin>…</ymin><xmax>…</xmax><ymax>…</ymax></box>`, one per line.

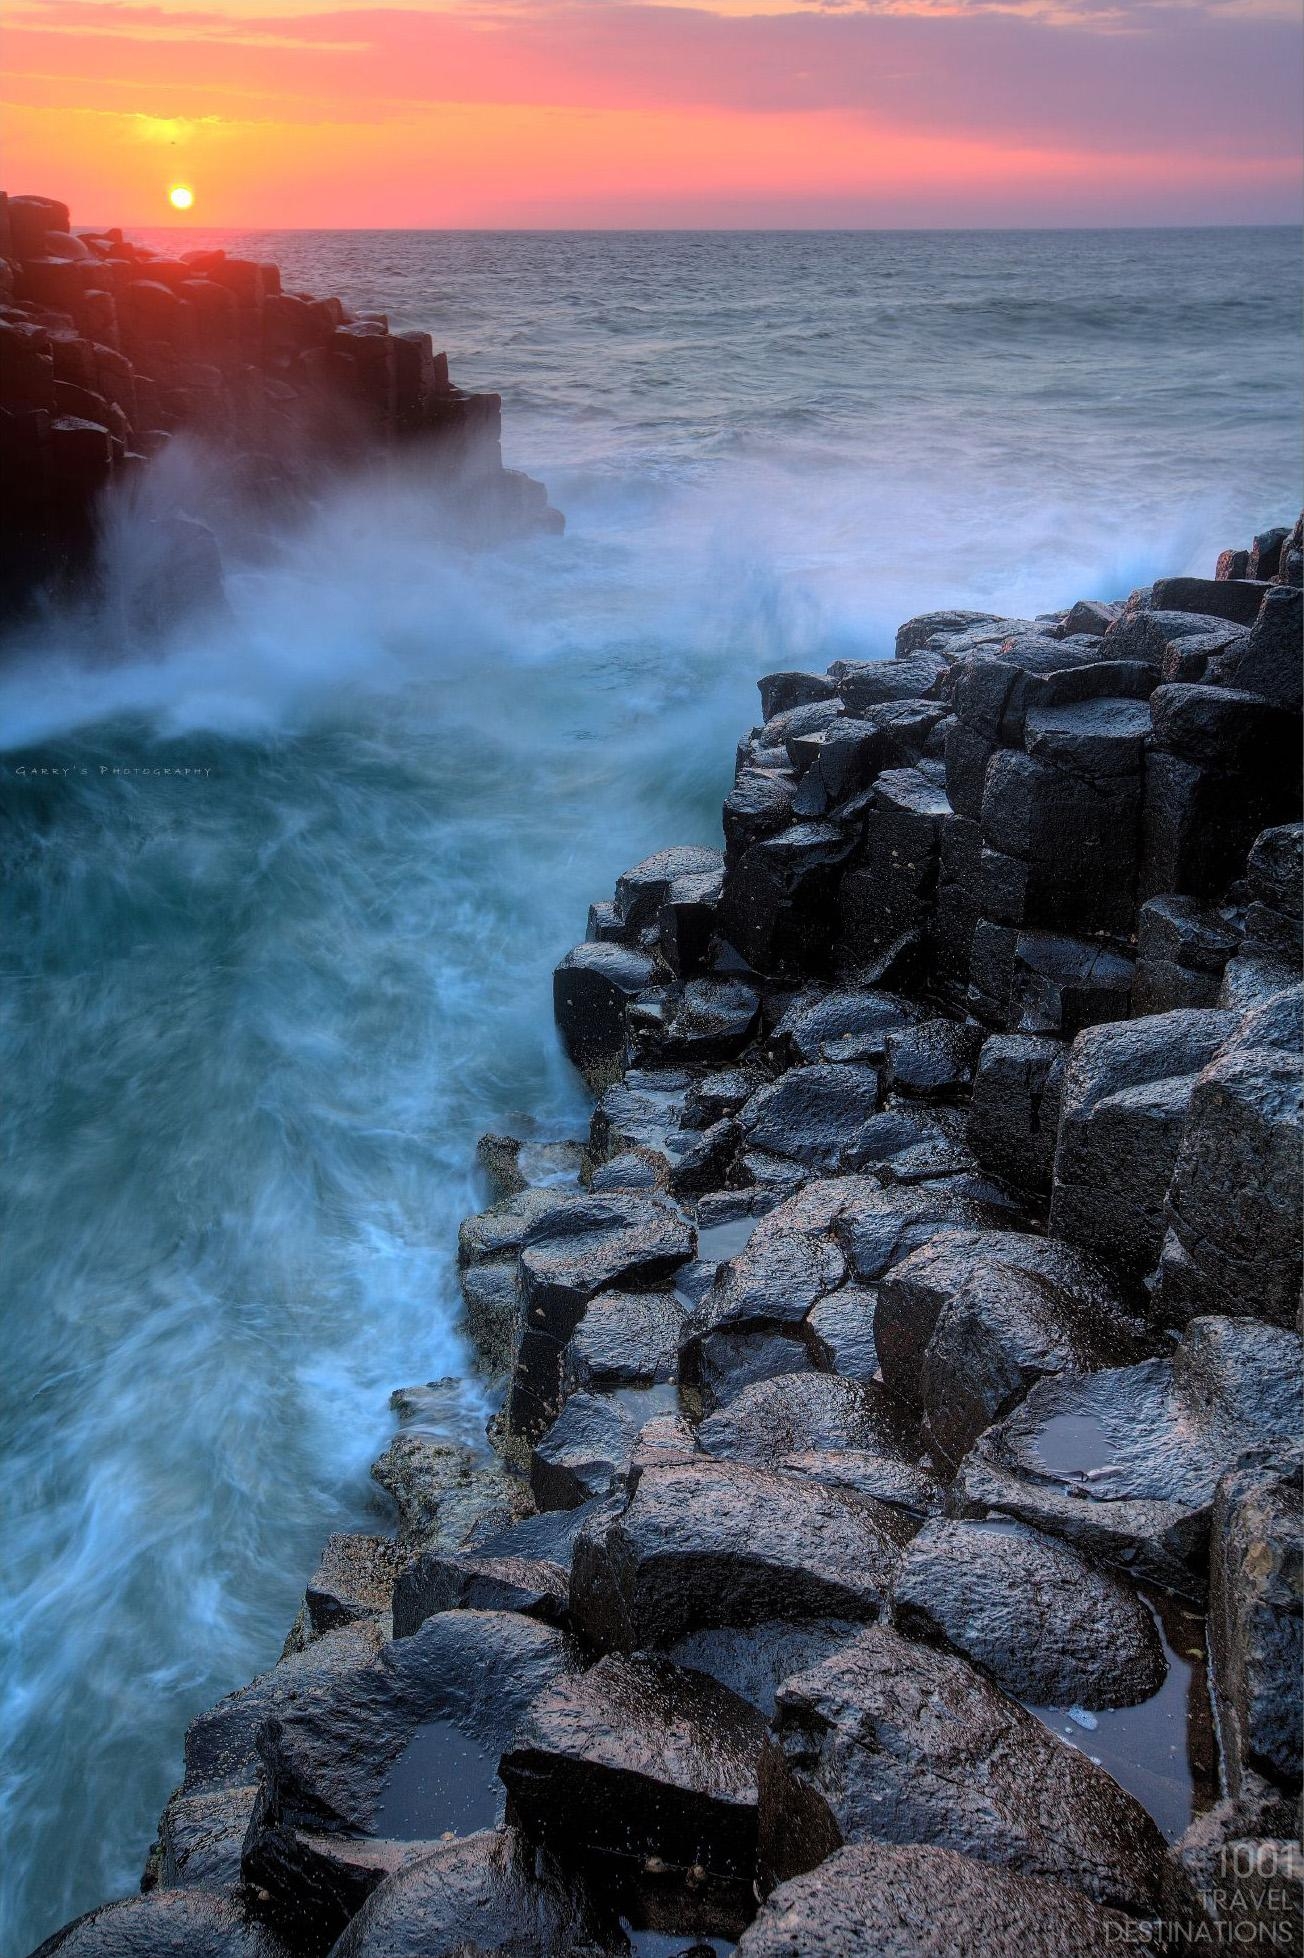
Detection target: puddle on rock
<box><xmin>609</xmin><ymin>1382</ymin><xmax>682</xmax><ymax>1421</ymax></box>
<box><xmin>1029</xmin><ymin>1592</ymin><xmax>1216</xmax><ymax>1842</ymax></box>
<box><xmin>624</xmin><ymin>1931</ymin><xmax>736</xmax><ymax>1958</ymax></box>
<box><xmin>370</xmin><ymin>1718</ymin><xmax>503</xmax><ymax>1841</ymax></box>
<box><xmin>1028</xmin><ymin>1409</ymin><xmax>1128</xmax><ymax>1487</ymax></box>
<box><xmin>695</xmin><ymin>1215</ymin><xmax>763</xmax><ymax>1266</ymax></box>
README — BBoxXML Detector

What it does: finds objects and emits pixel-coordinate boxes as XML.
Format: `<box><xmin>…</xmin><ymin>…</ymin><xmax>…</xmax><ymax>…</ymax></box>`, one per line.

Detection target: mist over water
<box><xmin>1</xmin><ymin>226</ymin><xmax>1300</xmax><ymax>1953</ymax></box>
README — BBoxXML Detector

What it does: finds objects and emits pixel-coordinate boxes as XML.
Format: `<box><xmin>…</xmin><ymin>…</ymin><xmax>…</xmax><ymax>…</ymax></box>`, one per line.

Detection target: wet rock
<box><xmin>1178</xmin><ymin>1801</ymin><xmax>1304</xmax><ymax>1955</ymax></box>
<box><xmin>718</xmin><ymin>822</ymin><xmax>855</xmax><ymax>976</ymax></box>
<box><xmin>802</xmin><ymin>1284</ymin><xmax>880</xmax><ymax>1383</ymax></box>
<box><xmin>1049</xmin><ymin>1008</ymin><xmax>1235</xmax><ymax>1283</ymax></box>
<box><xmin>955</xmin><ymin>1315</ymin><xmax>1302</xmax><ymax>1596</ymax></box>
<box><xmin>182</xmin><ymin>1620</ymin><xmax>386</xmax><ymax>1798</ymax></box>
<box><xmin>658</xmin><ymin>870</ymin><xmax>724</xmax><ymax>978</ymax></box>
<box><xmin>1061</xmin><ymin>598</ymin><xmax>1123</xmax><ymax>637</ymax></box>
<box><xmin>394</xmin><ymin>1505</ymin><xmax>598</xmax><ymax>1636</ymax></box>
<box><xmin>722</xmin><ymin>770</ymin><xmax>797</xmax><ymax>858</ymax></box>
<box><xmin>638</xmin><ymin>976</ymin><xmax>760</xmax><ymax>1066</ymax></box>
<box><xmin>767</xmin><ymin>987</ymin><xmax>914</xmax><ymax>1067</ymax></box>
<box><xmin>833</xmin><ymin>651</ymin><xmax>949</xmax><ymax>710</ymax></box>
<box><xmin>665</xmin><ymin>1619</ymin><xmax>861</xmax><ymax>1717</ymax></box>
<box><xmin>1139</xmin><ymin>747</ymin><xmax>1290</xmax><ymax>905</ymax></box>
<box><xmin>979</xmin><ymin>749</ymin><xmax>1141</xmax><ymax>937</ymax></box>
<box><xmin>1023</xmin><ymin>695</ymin><xmax>1152</xmax><ymax>777</ymax></box>
<box><xmin>510</xmin><ymin>1191</ymin><xmax>694</xmax><ymax>1440</ymax></box>
<box><xmin>530</xmin><ymin>1393</ymin><xmax>637</xmax><ymax>1511</ymax></box>
<box><xmin>570</xmin><ymin>1460</ymin><xmax>911</xmax><ymax>1652</ymax></box>
<box><xmin>245</xmin><ymin>1612</ymin><xmax>576</xmax><ymax>1942</ymax></box>
<box><xmin>1148</xmin><ymin>575</ymin><xmax>1272</xmax><ymax>627</ymax></box>
<box><xmin>1220</xmin><ymin>586</ymin><xmax>1304</xmax><ymax>710</ymax></box>
<box><xmin>1132</xmin><ymin>894</ymin><xmax>1239</xmax><ymax>1016</ymax></box>
<box><xmin>325</xmin><ymin>1827</ymin><xmax>617</xmax><ymax>1958</ymax></box>
<box><xmin>155</xmin><ymin>1783</ymin><xmax>259</xmax><ymax>1890</ymax></box>
<box><xmin>758</xmin><ymin>670</ymin><xmax>838</xmax><ymax>720</ymax></box>
<box><xmin>892</xmin><ymin>1518</ymin><xmax>1166</xmax><ymax>1709</ymax></box>
<box><xmin>30</xmin><ymin>1891</ymin><xmax>293</xmax><ymax>1958</ymax></box>
<box><xmin>893</xmin><ymin>609</ymin><xmax>1009</xmax><ymax>659</ymax></box>
<box><xmin>966</xmin><ymin>1032</ymin><xmax>1065</xmax><ymax>1193</ymax></box>
<box><xmin>459</xmin><ymin>1260</ymin><xmax>517</xmax><ymax>1377</ymax></box>
<box><xmin>696</xmin><ymin>1370</ymin><xmax>936</xmax><ymax>1515</ymax></box>
<box><xmin>1152</xmin><ymin>1009</ymin><xmax>1303</xmax><ymax>1330</ymax></box>
<box><xmin>371</xmin><ymin>1432</ymin><xmax>528</xmax><ymax>1552</ymax></box>
<box><xmin>615</xmin><ymin>847</ymin><xmax>724</xmax><ymax>933</ymax></box>
<box><xmin>1208</xmin><ymin>1444</ymin><xmax>1303</xmax><ymax>1798</ymax></box>
<box><xmin>737</xmin><ymin>1063</ymin><xmax>881</xmax><ymax>1171</ymax></box>
<box><xmin>459</xmin><ymin>1187</ymin><xmax>569</xmax><ymax>1268</ymax></box>
<box><xmin>1248</xmin><ymin>526</ymin><xmax>1292</xmax><ymax>580</ymax></box>
<box><xmin>759</xmin><ymin>1625</ymin><xmax>1173</xmax><ymax>1915</ymax></box>
<box><xmin>999</xmin><ymin>927</ymin><xmax>1135</xmax><ymax>1037</ymax></box>
<box><xmin>737</xmin><ymin>1841</ymin><xmax>1134</xmax><ymax>1956</ymax></box>
<box><xmin>678</xmin><ymin>1221</ymin><xmax>846</xmax><ymax>1406</ymax></box>
<box><xmin>553</xmin><ymin>943</ymin><xmax>658</xmax><ymax>1091</ymax></box>
<box><xmin>500</xmin><ymin>1653</ymin><xmax>766</xmax><ymax>1927</ymax></box>
<box><xmin>590</xmin><ymin>1071</ymin><xmax>693</xmax><ymax>1161</ymax></box>
<box><xmin>563</xmin><ymin>1289</ymin><xmax>683</xmax><ymax>1391</ymax></box>
<box><xmin>1149</xmin><ymin>683</ymin><xmax>1297</xmax><ymax>772</ymax></box>
<box><xmin>306</xmin><ymin>1536</ymin><xmax>404</xmax><ymax>1637</ymax></box>
<box><xmin>882</xmin><ymin>1017</ymin><xmax>984</xmax><ymax>1100</ymax></box>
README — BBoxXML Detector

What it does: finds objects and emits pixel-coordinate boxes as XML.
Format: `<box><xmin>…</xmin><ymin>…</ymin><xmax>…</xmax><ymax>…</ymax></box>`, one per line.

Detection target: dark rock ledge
<box><xmin>0</xmin><ymin>189</ymin><xmax>562</xmax><ymax>622</ymax></box>
<box><xmin>31</xmin><ymin>519</ymin><xmax>1304</xmax><ymax>1957</ymax></box>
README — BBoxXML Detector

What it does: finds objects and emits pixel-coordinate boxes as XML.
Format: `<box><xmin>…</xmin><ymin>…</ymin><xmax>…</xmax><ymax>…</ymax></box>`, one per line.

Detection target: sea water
<box><xmin>1</xmin><ymin>226</ymin><xmax>1300</xmax><ymax>1952</ymax></box>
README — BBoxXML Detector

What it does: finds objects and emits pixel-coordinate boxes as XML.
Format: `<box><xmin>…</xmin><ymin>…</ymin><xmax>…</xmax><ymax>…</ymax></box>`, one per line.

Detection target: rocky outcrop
<box><xmin>37</xmin><ymin>517</ymin><xmax>1303</xmax><ymax>1957</ymax></box>
<box><xmin>0</xmin><ymin>188</ymin><xmax>560</xmax><ymax>617</ymax></box>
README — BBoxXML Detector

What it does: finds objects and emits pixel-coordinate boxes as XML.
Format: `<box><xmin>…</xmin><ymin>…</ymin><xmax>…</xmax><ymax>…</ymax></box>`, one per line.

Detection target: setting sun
<box><xmin>168</xmin><ymin>184</ymin><xmax>194</xmax><ymax>212</ymax></box>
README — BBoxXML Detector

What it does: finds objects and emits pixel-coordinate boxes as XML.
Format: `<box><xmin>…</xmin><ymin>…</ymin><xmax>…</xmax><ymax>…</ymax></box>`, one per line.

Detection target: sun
<box><xmin>168</xmin><ymin>184</ymin><xmax>195</xmax><ymax>212</ymax></box>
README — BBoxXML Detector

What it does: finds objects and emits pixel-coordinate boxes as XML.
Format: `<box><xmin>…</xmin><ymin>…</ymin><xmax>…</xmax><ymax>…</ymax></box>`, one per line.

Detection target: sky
<box><xmin>3</xmin><ymin>0</ymin><xmax>1302</xmax><ymax>229</ymax></box>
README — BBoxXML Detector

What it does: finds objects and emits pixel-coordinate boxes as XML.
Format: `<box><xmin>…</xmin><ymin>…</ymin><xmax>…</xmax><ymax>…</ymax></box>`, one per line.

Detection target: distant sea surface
<box><xmin>1</xmin><ymin>228</ymin><xmax>1300</xmax><ymax>1953</ymax></box>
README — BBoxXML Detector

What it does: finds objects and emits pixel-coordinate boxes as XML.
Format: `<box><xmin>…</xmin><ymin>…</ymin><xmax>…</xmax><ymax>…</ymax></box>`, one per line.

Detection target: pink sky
<box><xmin>4</xmin><ymin>0</ymin><xmax>1302</xmax><ymax>228</ymax></box>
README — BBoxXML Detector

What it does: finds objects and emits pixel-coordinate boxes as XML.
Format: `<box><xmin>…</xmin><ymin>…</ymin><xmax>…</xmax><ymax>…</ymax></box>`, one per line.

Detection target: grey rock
<box><xmin>882</xmin><ymin>1017</ymin><xmax>984</xmax><ymax>1100</ymax></box>
<box><xmin>1178</xmin><ymin>1799</ymin><xmax>1304</xmax><ymax>1954</ymax></box>
<box><xmin>955</xmin><ymin>1316</ymin><xmax>1302</xmax><ymax>1596</ymax></box>
<box><xmin>803</xmin><ymin>1284</ymin><xmax>880</xmax><ymax>1383</ymax></box>
<box><xmin>1149</xmin><ymin>576</ymin><xmax>1272</xmax><ymax>626</ymax></box>
<box><xmin>737</xmin><ymin>1063</ymin><xmax>881</xmax><ymax>1171</ymax></box>
<box><xmin>768</xmin><ymin>987</ymin><xmax>914</xmax><ymax>1067</ymax></box>
<box><xmin>966</xmin><ymin>1032</ymin><xmax>1065</xmax><ymax>1193</ymax></box>
<box><xmin>1061</xmin><ymin>598</ymin><xmax>1123</xmax><ymax>637</ymax></box>
<box><xmin>1049</xmin><ymin>1008</ymin><xmax>1235</xmax><ymax>1283</ymax></box>
<box><xmin>1247</xmin><ymin>823</ymin><xmax>1302</xmax><ymax>919</ymax></box>
<box><xmin>1151</xmin><ymin>1022</ymin><xmax>1303</xmax><ymax>1330</ymax></box>
<box><xmin>306</xmin><ymin>1536</ymin><xmax>404</xmax><ymax>1637</ymax></box>
<box><xmin>244</xmin><ymin>1612</ymin><xmax>576</xmax><ymax>1941</ymax></box>
<box><xmin>530</xmin><ymin>1393</ymin><xmax>637</xmax><ymax>1511</ymax></box>
<box><xmin>371</xmin><ymin>1433</ymin><xmax>527</xmax><ymax>1552</ymax></box>
<box><xmin>757</xmin><ymin>670</ymin><xmax>837</xmax><ymax>720</ymax></box>
<box><xmin>155</xmin><ymin>1784</ymin><xmax>258</xmax><ymax>1891</ymax></box>
<box><xmin>892</xmin><ymin>1518</ymin><xmax>1166</xmax><ymax>1709</ymax></box>
<box><xmin>459</xmin><ymin>1260</ymin><xmax>517</xmax><ymax>1377</ymax></box>
<box><xmin>696</xmin><ymin>1370</ymin><xmax>937</xmax><ymax>1514</ymax></box>
<box><xmin>639</xmin><ymin>975</ymin><xmax>760</xmax><ymax>1066</ymax></box>
<box><xmin>553</xmin><ymin>942</ymin><xmax>658</xmax><ymax>1091</ymax></box>
<box><xmin>499</xmin><ymin>1652</ymin><xmax>766</xmax><ymax>1926</ymax></box>
<box><xmin>1208</xmin><ymin>1444</ymin><xmax>1303</xmax><ymax>1797</ymax></box>
<box><xmin>834</xmin><ymin>651</ymin><xmax>949</xmax><ymax>710</ymax></box>
<box><xmin>394</xmin><ymin>1504</ymin><xmax>599</xmax><ymax>1637</ymax></box>
<box><xmin>759</xmin><ymin>1625</ymin><xmax>1173</xmax><ymax>1915</ymax></box>
<box><xmin>722</xmin><ymin>770</ymin><xmax>797</xmax><ymax>858</ymax></box>
<box><xmin>325</xmin><ymin>1827</ymin><xmax>615</xmax><ymax>1958</ymax></box>
<box><xmin>736</xmin><ymin>1841</ymin><xmax>1134</xmax><ymax>1957</ymax></box>
<box><xmin>30</xmin><ymin>1892</ymin><xmax>292</xmax><ymax>1958</ymax></box>
<box><xmin>562</xmin><ymin>1289</ymin><xmax>683</xmax><ymax>1392</ymax></box>
<box><xmin>615</xmin><ymin>847</ymin><xmax>724</xmax><ymax>933</ymax></box>
<box><xmin>570</xmin><ymin>1460</ymin><xmax>911</xmax><ymax>1652</ymax></box>
<box><xmin>1220</xmin><ymin>586</ymin><xmax>1303</xmax><ymax>710</ymax></box>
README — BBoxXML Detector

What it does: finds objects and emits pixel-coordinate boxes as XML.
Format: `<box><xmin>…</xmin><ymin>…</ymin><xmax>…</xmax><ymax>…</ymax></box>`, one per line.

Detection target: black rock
<box><xmin>665</xmin><ymin>1618</ymin><xmax>861</xmax><ymax>1717</ymax></box>
<box><xmin>833</xmin><ymin>651</ymin><xmax>949</xmax><ymax>710</ymax></box>
<box><xmin>876</xmin><ymin>1227</ymin><xmax>1150</xmax><ymax>1469</ymax></box>
<box><xmin>802</xmin><ymin>1283</ymin><xmax>880</xmax><ymax>1383</ymax></box>
<box><xmin>569</xmin><ymin>1460</ymin><xmax>912</xmax><ymax>1652</ymax></box>
<box><xmin>244</xmin><ymin>1611</ymin><xmax>576</xmax><ymax>1943</ymax></box>
<box><xmin>1247</xmin><ymin>527</ymin><xmax>1291</xmax><ymax>580</ymax></box>
<box><xmin>305</xmin><ymin>1536</ymin><xmax>404</xmax><ymax>1637</ymax></box>
<box><xmin>955</xmin><ymin>1315</ymin><xmax>1302</xmax><ymax>1596</ymax></box>
<box><xmin>722</xmin><ymin>770</ymin><xmax>797</xmax><ymax>858</ymax></box>
<box><xmin>325</xmin><ymin>1827</ymin><xmax>616</xmax><ymax>1958</ymax></box>
<box><xmin>553</xmin><ymin>943</ymin><xmax>658</xmax><ymax>1091</ymax></box>
<box><xmin>678</xmin><ymin>1215</ymin><xmax>846</xmax><ymax>1406</ymax></box>
<box><xmin>500</xmin><ymin>1653</ymin><xmax>766</xmax><ymax>1935</ymax></box>
<box><xmin>768</xmin><ymin>987</ymin><xmax>914</xmax><ymax>1067</ymax></box>
<box><xmin>530</xmin><ymin>1393</ymin><xmax>637</xmax><ymax>1510</ymax></box>
<box><xmin>737</xmin><ymin>1063</ymin><xmax>881</xmax><ymax>1171</ymax></box>
<box><xmin>1149</xmin><ymin>683</ymin><xmax>1297</xmax><ymax>771</ymax></box>
<box><xmin>882</xmin><ymin>1017</ymin><xmax>985</xmax><ymax>1100</ymax></box>
<box><xmin>1061</xmin><ymin>598</ymin><xmax>1123</xmax><ymax>637</ymax></box>
<box><xmin>736</xmin><ymin>1841</ymin><xmax>1134</xmax><ymax>1957</ymax></box>
<box><xmin>759</xmin><ymin>1625</ymin><xmax>1174</xmax><ymax>1916</ymax></box>
<box><xmin>1049</xmin><ymin>1007</ymin><xmax>1235</xmax><ymax>1284</ymax></box>
<box><xmin>717</xmin><ymin>822</ymin><xmax>855</xmax><ymax>976</ymax></box>
<box><xmin>696</xmin><ymin>1370</ymin><xmax>937</xmax><ymax>1514</ymax></box>
<box><xmin>757</xmin><ymin>670</ymin><xmax>837</xmax><ymax>720</ymax></box>
<box><xmin>892</xmin><ymin>1517</ymin><xmax>1166</xmax><ymax>1709</ymax></box>
<box><xmin>1023</xmin><ymin>695</ymin><xmax>1151</xmax><ymax>777</ymax></box>
<box><xmin>966</xmin><ymin>1032</ymin><xmax>1065</xmax><ymax>1193</ymax></box>
<box><xmin>639</xmin><ymin>976</ymin><xmax>760</xmax><ymax>1066</ymax></box>
<box><xmin>563</xmin><ymin>1289</ymin><xmax>683</xmax><ymax>1392</ymax></box>
<box><xmin>657</xmin><ymin>871</ymin><xmax>724</xmax><ymax>979</ymax></box>
<box><xmin>1247</xmin><ymin>823</ymin><xmax>1303</xmax><ymax>920</ymax></box>
<box><xmin>1208</xmin><ymin>1444</ymin><xmax>1303</xmax><ymax>1798</ymax></box>
<box><xmin>615</xmin><ymin>848</ymin><xmax>724</xmax><ymax>933</ymax></box>
<box><xmin>1132</xmin><ymin>894</ymin><xmax>1239</xmax><ymax>1018</ymax></box>
<box><xmin>30</xmin><ymin>1892</ymin><xmax>293</xmax><ymax>1958</ymax></box>
<box><xmin>1148</xmin><ymin>576</ymin><xmax>1272</xmax><ymax>627</ymax></box>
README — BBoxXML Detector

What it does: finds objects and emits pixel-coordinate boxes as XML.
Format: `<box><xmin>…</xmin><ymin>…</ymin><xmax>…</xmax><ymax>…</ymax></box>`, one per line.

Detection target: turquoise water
<box><xmin>1</xmin><ymin>227</ymin><xmax>1300</xmax><ymax>1952</ymax></box>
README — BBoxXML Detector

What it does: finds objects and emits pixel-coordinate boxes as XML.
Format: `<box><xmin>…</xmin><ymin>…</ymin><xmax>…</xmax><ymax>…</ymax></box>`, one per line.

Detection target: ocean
<box><xmin>1</xmin><ymin>226</ymin><xmax>1300</xmax><ymax>1953</ymax></box>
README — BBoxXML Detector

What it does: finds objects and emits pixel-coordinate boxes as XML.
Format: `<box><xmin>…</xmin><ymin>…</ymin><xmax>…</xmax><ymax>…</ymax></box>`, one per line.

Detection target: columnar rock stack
<box><xmin>0</xmin><ymin>190</ymin><xmax>561</xmax><ymax>613</ymax></box>
<box><xmin>33</xmin><ymin>524</ymin><xmax>1303</xmax><ymax>1958</ymax></box>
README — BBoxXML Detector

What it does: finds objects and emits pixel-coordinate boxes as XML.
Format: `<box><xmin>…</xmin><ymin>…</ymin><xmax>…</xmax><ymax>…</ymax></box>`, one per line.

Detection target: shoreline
<box><xmin>30</xmin><ymin>503</ymin><xmax>1303</xmax><ymax>1955</ymax></box>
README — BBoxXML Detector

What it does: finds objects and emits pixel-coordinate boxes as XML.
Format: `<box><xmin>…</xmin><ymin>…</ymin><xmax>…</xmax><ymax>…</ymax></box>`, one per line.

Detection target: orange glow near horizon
<box><xmin>1</xmin><ymin>0</ymin><xmax>1300</xmax><ymax>230</ymax></box>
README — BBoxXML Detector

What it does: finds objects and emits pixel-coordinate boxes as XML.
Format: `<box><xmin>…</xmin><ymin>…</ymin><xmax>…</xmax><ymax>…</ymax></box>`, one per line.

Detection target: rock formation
<box><xmin>29</xmin><ymin>514</ymin><xmax>1303</xmax><ymax>1955</ymax></box>
<box><xmin>0</xmin><ymin>190</ymin><xmax>561</xmax><ymax>619</ymax></box>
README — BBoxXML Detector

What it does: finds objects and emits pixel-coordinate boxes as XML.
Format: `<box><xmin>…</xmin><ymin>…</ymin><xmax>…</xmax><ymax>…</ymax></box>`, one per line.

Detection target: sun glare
<box><xmin>168</xmin><ymin>184</ymin><xmax>195</xmax><ymax>211</ymax></box>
